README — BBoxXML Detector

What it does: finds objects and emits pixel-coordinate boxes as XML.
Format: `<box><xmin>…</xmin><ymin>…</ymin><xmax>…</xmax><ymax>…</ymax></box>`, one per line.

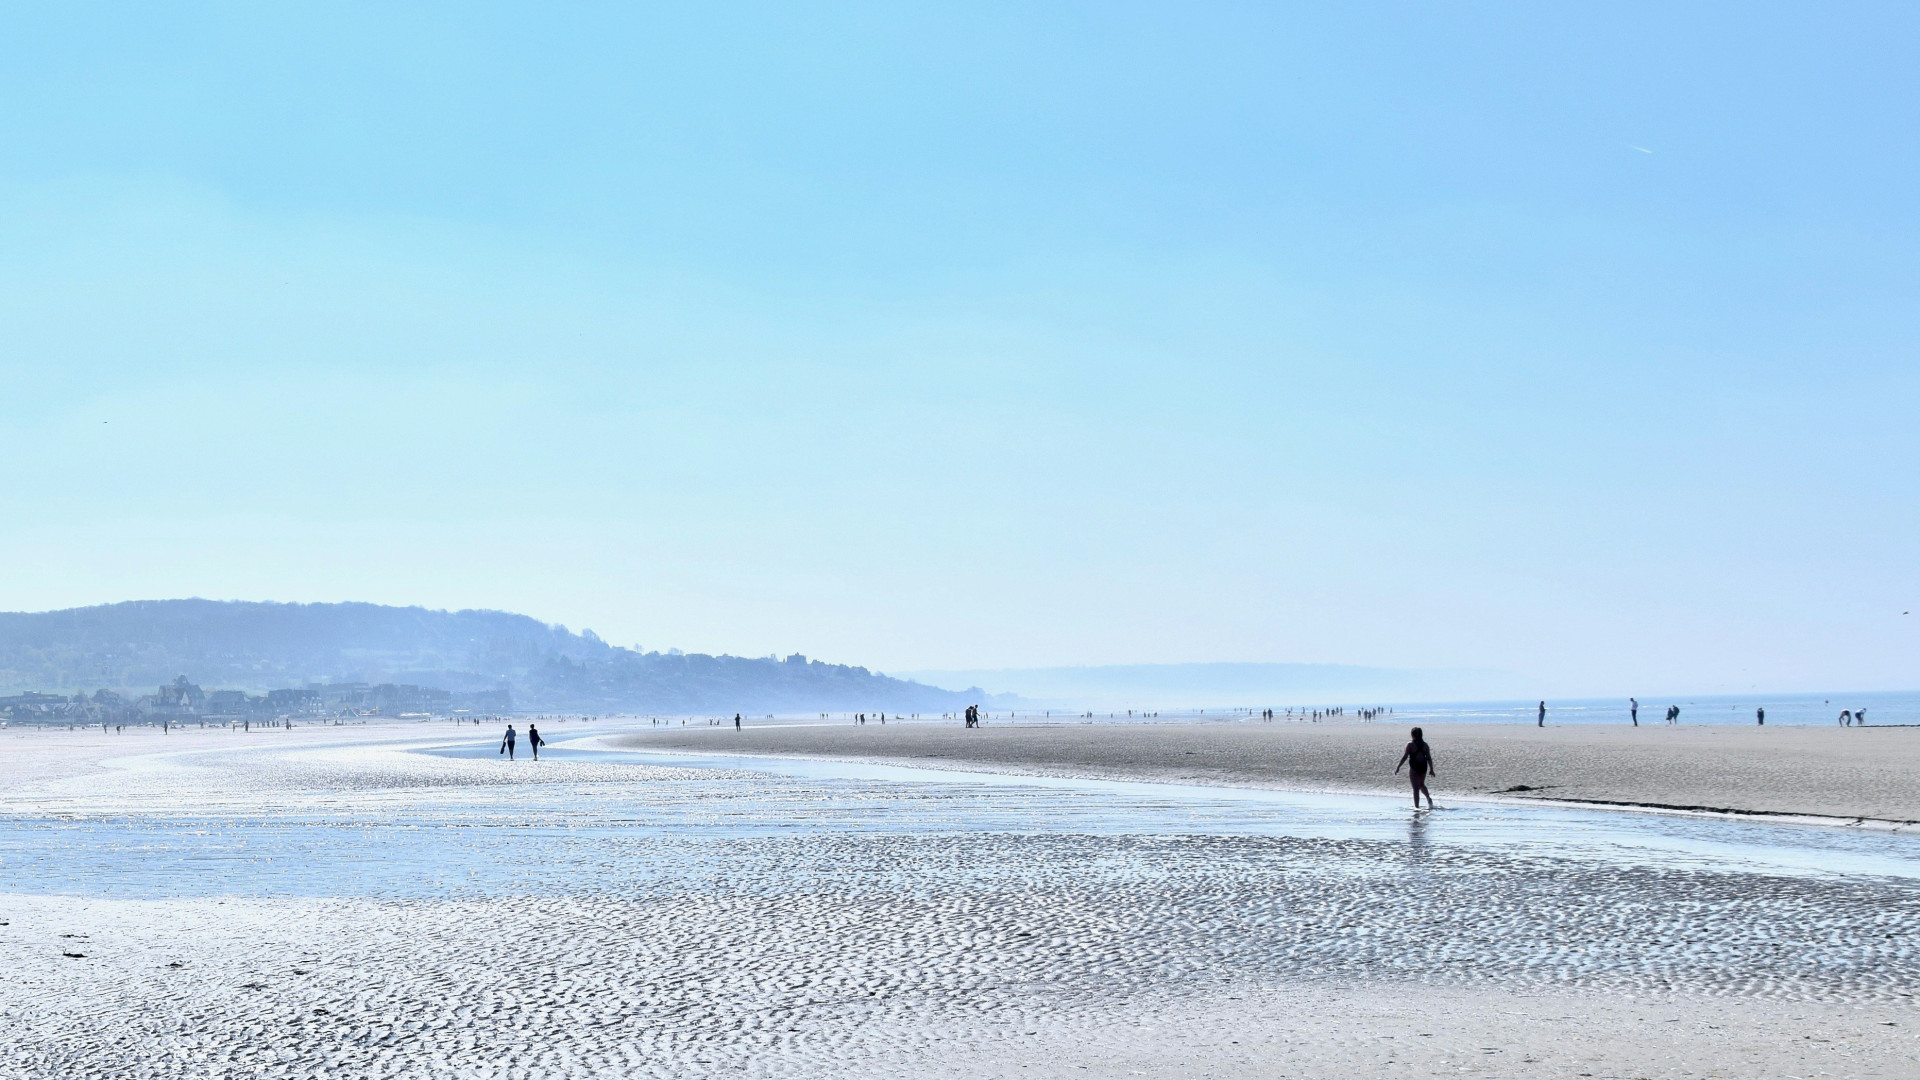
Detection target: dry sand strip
<box><xmin>614</xmin><ymin>720</ymin><xmax>1920</xmax><ymax>824</ymax></box>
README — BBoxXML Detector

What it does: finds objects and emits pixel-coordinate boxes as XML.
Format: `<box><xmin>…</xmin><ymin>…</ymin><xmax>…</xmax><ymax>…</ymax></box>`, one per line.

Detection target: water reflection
<box><xmin>1407</xmin><ymin>810</ymin><xmax>1431</xmax><ymax>862</ymax></box>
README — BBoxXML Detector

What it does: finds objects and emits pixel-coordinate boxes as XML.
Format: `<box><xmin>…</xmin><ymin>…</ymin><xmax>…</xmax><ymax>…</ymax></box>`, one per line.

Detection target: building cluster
<box><xmin>0</xmin><ymin>676</ymin><xmax>511</xmax><ymax>722</ymax></box>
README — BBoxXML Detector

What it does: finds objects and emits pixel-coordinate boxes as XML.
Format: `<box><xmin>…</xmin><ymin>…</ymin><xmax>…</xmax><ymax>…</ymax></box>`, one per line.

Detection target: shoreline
<box><xmin>14</xmin><ymin>717</ymin><xmax>1920</xmax><ymax>829</ymax></box>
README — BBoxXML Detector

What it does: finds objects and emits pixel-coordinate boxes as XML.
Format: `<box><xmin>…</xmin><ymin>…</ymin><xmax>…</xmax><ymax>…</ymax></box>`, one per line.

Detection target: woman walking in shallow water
<box><xmin>1395</xmin><ymin>727</ymin><xmax>1436</xmax><ymax>810</ymax></box>
<box><xmin>500</xmin><ymin>724</ymin><xmax>517</xmax><ymax>760</ymax></box>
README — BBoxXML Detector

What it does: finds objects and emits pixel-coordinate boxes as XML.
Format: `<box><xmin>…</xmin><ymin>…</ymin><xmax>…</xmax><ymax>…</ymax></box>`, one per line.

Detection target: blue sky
<box><xmin>1</xmin><ymin>2</ymin><xmax>1915</xmax><ymax>694</ymax></box>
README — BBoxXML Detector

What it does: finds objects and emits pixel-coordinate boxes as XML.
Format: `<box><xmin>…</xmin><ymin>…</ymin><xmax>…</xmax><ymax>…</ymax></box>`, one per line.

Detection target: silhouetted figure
<box><xmin>1756</xmin><ymin>707</ymin><xmax>1764</xmax><ymax>726</ymax></box>
<box><xmin>500</xmin><ymin>725</ymin><xmax>517</xmax><ymax>760</ymax></box>
<box><xmin>1840</xmin><ymin>709</ymin><xmax>1852</xmax><ymax>727</ymax></box>
<box><xmin>1630</xmin><ymin>697</ymin><xmax>1638</xmax><ymax>726</ymax></box>
<box><xmin>527</xmin><ymin>724</ymin><xmax>543</xmax><ymax>760</ymax></box>
<box><xmin>1395</xmin><ymin>727</ymin><xmax>1436</xmax><ymax>810</ymax></box>
<box><xmin>734</xmin><ymin>713</ymin><xmax>741</xmax><ymax>731</ymax></box>
<box><xmin>1537</xmin><ymin>701</ymin><xmax>1546</xmax><ymax>727</ymax></box>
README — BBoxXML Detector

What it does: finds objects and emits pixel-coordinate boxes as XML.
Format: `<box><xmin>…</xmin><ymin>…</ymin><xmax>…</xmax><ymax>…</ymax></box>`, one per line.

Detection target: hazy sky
<box><xmin>2</xmin><ymin>3</ymin><xmax>1915</xmax><ymax>695</ymax></box>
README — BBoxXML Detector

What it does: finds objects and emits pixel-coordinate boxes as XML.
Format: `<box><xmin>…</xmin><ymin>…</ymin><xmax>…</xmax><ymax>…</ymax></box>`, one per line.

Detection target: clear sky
<box><xmin>1</xmin><ymin>3</ymin><xmax>1915</xmax><ymax>695</ymax></box>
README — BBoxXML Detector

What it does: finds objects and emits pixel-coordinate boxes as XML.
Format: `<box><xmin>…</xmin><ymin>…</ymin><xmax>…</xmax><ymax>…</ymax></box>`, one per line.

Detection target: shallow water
<box><xmin>554</xmin><ymin>740</ymin><xmax>1920</xmax><ymax>879</ymax></box>
<box><xmin>4</xmin><ymin>725</ymin><xmax>1920</xmax><ymax>1011</ymax></box>
<box><xmin>3</xmin><ymin>728</ymin><xmax>1918</xmax><ymax>900</ymax></box>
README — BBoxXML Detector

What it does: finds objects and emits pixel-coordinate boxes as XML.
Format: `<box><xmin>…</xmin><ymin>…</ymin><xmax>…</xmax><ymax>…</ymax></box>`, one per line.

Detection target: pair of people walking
<box><xmin>499</xmin><ymin>723</ymin><xmax>544</xmax><ymax>760</ymax></box>
<box><xmin>1630</xmin><ymin>699</ymin><xmax>1690</xmax><ymax>725</ymax></box>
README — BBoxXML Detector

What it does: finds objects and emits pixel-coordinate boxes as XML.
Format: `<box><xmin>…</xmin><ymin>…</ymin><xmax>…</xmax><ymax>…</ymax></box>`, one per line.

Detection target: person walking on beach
<box><xmin>527</xmin><ymin>723</ymin><xmax>544</xmax><ymax>760</ymax></box>
<box><xmin>1395</xmin><ymin>727</ymin><xmax>1436</xmax><ymax>810</ymax></box>
<box><xmin>1537</xmin><ymin>701</ymin><xmax>1546</xmax><ymax>727</ymax></box>
<box><xmin>1756</xmin><ymin>707</ymin><xmax>1765</xmax><ymax>726</ymax></box>
<box><xmin>500</xmin><ymin>724</ymin><xmax>517</xmax><ymax>760</ymax></box>
<box><xmin>1630</xmin><ymin>698</ymin><xmax>1638</xmax><ymax>726</ymax></box>
<box><xmin>734</xmin><ymin>713</ymin><xmax>742</xmax><ymax>731</ymax></box>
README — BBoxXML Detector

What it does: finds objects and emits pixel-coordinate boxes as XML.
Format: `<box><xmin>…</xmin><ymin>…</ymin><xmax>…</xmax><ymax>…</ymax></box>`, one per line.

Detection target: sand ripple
<box><xmin>1</xmin><ymin>730</ymin><xmax>1917</xmax><ymax>1077</ymax></box>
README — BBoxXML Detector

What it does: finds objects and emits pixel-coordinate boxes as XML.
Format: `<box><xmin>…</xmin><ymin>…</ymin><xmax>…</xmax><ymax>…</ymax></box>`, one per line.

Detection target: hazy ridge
<box><xmin>0</xmin><ymin>600</ymin><xmax>978</xmax><ymax>713</ymax></box>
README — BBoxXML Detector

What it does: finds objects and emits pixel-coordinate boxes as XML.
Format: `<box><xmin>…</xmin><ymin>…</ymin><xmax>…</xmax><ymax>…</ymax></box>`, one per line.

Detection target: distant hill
<box><xmin>0</xmin><ymin>600</ymin><xmax>978</xmax><ymax>713</ymax></box>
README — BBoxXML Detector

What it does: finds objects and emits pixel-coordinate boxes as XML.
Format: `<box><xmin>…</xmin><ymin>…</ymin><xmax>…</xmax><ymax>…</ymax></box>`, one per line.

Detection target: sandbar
<box><xmin>615</xmin><ymin>719</ymin><xmax>1920</xmax><ymax>823</ymax></box>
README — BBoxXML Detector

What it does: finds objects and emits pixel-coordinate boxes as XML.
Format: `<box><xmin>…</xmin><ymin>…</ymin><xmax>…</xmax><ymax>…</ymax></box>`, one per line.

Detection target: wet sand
<box><xmin>3</xmin><ymin>724</ymin><xmax>1918</xmax><ymax>1077</ymax></box>
<box><xmin>9</xmin><ymin>888</ymin><xmax>1915</xmax><ymax>1079</ymax></box>
<box><xmin>616</xmin><ymin>719</ymin><xmax>1920</xmax><ymax>822</ymax></box>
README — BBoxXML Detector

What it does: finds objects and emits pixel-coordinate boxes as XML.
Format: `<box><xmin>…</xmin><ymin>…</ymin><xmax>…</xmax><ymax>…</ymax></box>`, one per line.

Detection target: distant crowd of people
<box><xmin>476</xmin><ymin>692</ymin><xmax>1885</xmax><ymax>779</ymax></box>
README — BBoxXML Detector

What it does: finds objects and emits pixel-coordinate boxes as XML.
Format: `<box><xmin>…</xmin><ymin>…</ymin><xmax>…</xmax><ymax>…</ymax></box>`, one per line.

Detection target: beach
<box><xmin>8</xmin><ymin>888</ymin><xmax>1914</xmax><ymax>1079</ymax></box>
<box><xmin>2</xmin><ymin>722</ymin><xmax>1917</xmax><ymax>1077</ymax></box>
<box><xmin>618</xmin><ymin>718</ymin><xmax>1920</xmax><ymax>823</ymax></box>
